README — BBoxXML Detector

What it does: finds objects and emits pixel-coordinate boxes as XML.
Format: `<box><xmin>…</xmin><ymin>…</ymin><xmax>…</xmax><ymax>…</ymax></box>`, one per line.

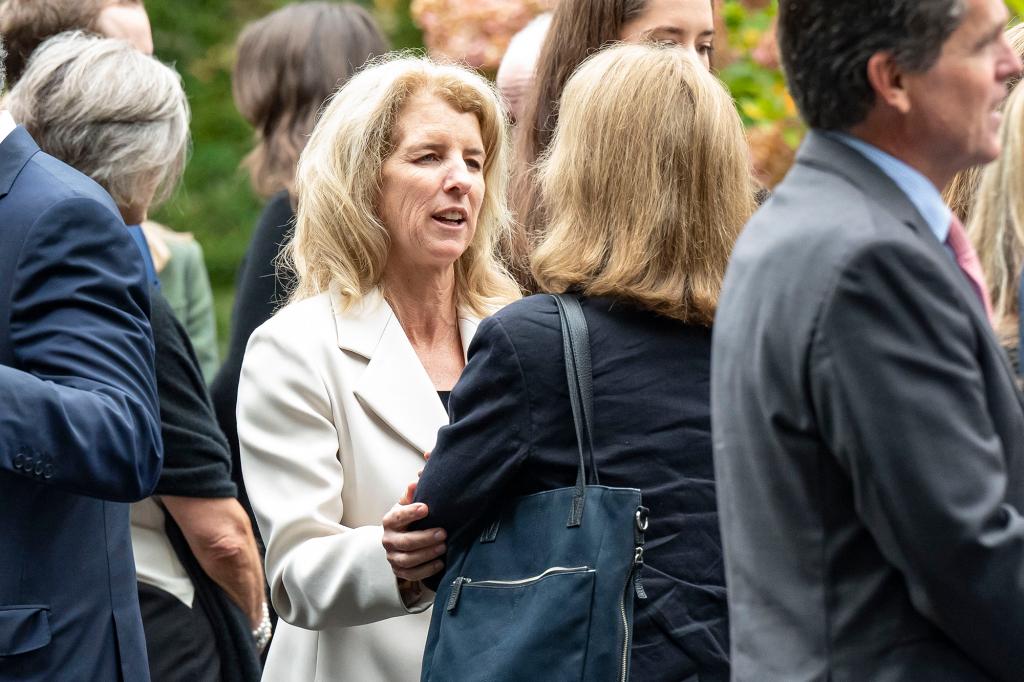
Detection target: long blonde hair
<box><xmin>967</xmin><ymin>81</ymin><xmax>1024</xmax><ymax>341</ymax></box>
<box><xmin>531</xmin><ymin>43</ymin><xmax>755</xmax><ymax>325</ymax></box>
<box><xmin>287</xmin><ymin>53</ymin><xmax>520</xmax><ymax>316</ymax></box>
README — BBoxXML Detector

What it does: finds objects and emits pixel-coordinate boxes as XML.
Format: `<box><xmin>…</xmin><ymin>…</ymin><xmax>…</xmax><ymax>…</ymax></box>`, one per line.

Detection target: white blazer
<box><xmin>237</xmin><ymin>286</ymin><xmax>481</xmax><ymax>681</ymax></box>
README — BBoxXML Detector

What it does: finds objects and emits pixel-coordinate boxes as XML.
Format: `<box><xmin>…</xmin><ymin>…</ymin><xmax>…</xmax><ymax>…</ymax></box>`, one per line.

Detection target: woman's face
<box><xmin>378</xmin><ymin>91</ymin><xmax>486</xmax><ymax>274</ymax></box>
<box><xmin>619</xmin><ymin>0</ymin><xmax>715</xmax><ymax>70</ymax></box>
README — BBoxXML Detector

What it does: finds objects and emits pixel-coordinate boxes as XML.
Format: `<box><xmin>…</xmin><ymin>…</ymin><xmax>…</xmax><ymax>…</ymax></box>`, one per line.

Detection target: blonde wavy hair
<box><xmin>531</xmin><ymin>43</ymin><xmax>755</xmax><ymax>325</ymax></box>
<box><xmin>287</xmin><ymin>53</ymin><xmax>520</xmax><ymax>315</ymax></box>
<box><xmin>944</xmin><ymin>23</ymin><xmax>1024</xmax><ymax>224</ymax></box>
<box><xmin>966</xmin><ymin>81</ymin><xmax>1024</xmax><ymax>342</ymax></box>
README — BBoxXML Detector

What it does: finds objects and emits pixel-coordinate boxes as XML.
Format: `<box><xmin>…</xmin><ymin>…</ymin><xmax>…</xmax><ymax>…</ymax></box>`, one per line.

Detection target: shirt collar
<box><xmin>822</xmin><ymin>130</ymin><xmax>952</xmax><ymax>243</ymax></box>
<box><xmin>0</xmin><ymin>111</ymin><xmax>16</xmax><ymax>145</ymax></box>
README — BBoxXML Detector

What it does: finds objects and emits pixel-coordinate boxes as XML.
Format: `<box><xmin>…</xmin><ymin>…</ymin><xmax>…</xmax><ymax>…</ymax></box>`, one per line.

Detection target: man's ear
<box><xmin>866</xmin><ymin>52</ymin><xmax>911</xmax><ymax>114</ymax></box>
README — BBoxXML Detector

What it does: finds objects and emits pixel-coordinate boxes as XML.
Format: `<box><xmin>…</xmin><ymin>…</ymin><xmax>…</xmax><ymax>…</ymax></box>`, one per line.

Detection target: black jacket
<box><xmin>210</xmin><ymin>191</ymin><xmax>295</xmax><ymax>523</ymax></box>
<box><xmin>150</xmin><ymin>291</ymin><xmax>261</xmax><ymax>682</ymax></box>
<box><xmin>415</xmin><ymin>294</ymin><xmax>729</xmax><ymax>682</ymax></box>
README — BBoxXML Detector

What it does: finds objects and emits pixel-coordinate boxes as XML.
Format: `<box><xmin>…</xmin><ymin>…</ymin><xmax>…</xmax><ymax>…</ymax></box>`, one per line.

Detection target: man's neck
<box><xmin>846</xmin><ymin>121</ymin><xmax>951</xmax><ymax>191</ymax></box>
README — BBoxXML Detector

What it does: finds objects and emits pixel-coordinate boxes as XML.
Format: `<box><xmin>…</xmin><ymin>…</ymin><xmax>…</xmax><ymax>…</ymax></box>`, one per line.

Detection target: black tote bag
<box><xmin>420</xmin><ymin>294</ymin><xmax>649</xmax><ymax>682</ymax></box>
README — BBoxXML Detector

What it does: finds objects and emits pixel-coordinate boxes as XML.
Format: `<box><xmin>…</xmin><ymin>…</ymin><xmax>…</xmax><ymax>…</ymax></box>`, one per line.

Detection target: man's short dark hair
<box><xmin>778</xmin><ymin>0</ymin><xmax>965</xmax><ymax>130</ymax></box>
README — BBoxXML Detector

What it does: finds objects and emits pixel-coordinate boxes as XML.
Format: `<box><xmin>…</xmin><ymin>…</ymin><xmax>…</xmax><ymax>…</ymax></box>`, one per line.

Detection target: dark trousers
<box><xmin>138</xmin><ymin>582</ymin><xmax>222</xmax><ymax>682</ymax></box>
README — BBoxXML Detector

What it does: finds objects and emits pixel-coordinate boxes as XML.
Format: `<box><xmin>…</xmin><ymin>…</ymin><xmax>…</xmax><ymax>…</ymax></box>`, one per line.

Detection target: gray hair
<box><xmin>6</xmin><ymin>31</ymin><xmax>189</xmax><ymax>211</ymax></box>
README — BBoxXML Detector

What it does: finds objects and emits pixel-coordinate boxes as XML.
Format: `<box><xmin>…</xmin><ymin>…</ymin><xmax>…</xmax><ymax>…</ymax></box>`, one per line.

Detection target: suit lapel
<box><xmin>334</xmin><ymin>287</ymin><xmax>478</xmax><ymax>455</ymax></box>
<box><xmin>799</xmin><ymin>131</ymin><xmax>1024</xmax><ymax>405</ymax></box>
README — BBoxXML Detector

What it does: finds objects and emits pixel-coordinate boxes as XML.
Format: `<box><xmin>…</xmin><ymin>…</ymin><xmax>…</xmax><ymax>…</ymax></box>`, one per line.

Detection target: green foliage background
<box><xmin>145</xmin><ymin>0</ymin><xmax>1024</xmax><ymax>349</ymax></box>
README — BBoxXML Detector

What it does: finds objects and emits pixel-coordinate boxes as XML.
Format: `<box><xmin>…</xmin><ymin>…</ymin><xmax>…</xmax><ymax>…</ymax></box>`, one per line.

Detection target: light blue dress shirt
<box><xmin>822</xmin><ymin>131</ymin><xmax>952</xmax><ymax>245</ymax></box>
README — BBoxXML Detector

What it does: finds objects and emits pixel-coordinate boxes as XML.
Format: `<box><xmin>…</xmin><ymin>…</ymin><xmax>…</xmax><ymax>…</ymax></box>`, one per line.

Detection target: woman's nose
<box><xmin>444</xmin><ymin>163</ymin><xmax>473</xmax><ymax>195</ymax></box>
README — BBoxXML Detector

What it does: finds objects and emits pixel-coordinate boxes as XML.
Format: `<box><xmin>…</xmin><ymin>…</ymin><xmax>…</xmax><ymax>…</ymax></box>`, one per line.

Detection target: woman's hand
<box><xmin>382</xmin><ymin>500</ymin><xmax>447</xmax><ymax>582</ymax></box>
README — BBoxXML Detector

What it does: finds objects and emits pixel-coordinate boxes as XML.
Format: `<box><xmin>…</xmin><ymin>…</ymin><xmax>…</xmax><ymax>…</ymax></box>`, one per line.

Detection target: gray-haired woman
<box><xmin>7</xmin><ymin>32</ymin><xmax>266</xmax><ymax>682</ymax></box>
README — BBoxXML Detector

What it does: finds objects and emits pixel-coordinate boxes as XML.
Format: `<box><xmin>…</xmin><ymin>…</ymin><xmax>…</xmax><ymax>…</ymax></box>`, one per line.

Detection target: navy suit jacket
<box><xmin>0</xmin><ymin>127</ymin><xmax>162</xmax><ymax>680</ymax></box>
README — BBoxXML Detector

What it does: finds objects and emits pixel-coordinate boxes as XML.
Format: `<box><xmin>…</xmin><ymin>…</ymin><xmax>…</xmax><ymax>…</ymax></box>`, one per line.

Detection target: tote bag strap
<box><xmin>552</xmin><ymin>293</ymin><xmax>599</xmax><ymax>527</ymax></box>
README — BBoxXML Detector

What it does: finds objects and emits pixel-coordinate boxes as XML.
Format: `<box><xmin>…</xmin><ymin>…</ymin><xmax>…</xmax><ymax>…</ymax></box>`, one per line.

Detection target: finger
<box><xmin>382</xmin><ymin>502</ymin><xmax>429</xmax><ymax>530</ymax></box>
<box><xmin>398</xmin><ymin>482</ymin><xmax>417</xmax><ymax>506</ymax></box>
<box><xmin>387</xmin><ymin>543</ymin><xmax>447</xmax><ymax>569</ymax></box>
<box><xmin>423</xmin><ymin>451</ymin><xmax>431</xmax><ymax>461</ymax></box>
<box><xmin>394</xmin><ymin>559</ymin><xmax>445</xmax><ymax>582</ymax></box>
<box><xmin>382</xmin><ymin>527</ymin><xmax>446</xmax><ymax>553</ymax></box>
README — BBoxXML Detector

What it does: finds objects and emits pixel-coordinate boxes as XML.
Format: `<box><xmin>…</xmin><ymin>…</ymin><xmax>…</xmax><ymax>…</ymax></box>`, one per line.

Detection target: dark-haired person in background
<box><xmin>211</xmin><ymin>1</ymin><xmax>389</xmax><ymax>527</ymax></box>
<box><xmin>0</xmin><ymin>0</ymin><xmax>153</xmax><ymax>78</ymax></box>
<box><xmin>712</xmin><ymin>0</ymin><xmax>1024</xmax><ymax>680</ymax></box>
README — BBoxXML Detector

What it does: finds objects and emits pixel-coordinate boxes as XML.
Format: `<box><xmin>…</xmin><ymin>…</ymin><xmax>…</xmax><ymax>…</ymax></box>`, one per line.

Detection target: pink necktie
<box><xmin>946</xmin><ymin>215</ymin><xmax>994</xmax><ymax>323</ymax></box>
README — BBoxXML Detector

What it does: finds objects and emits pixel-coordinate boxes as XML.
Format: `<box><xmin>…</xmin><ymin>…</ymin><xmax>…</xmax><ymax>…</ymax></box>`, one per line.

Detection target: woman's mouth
<box><xmin>432</xmin><ymin>210</ymin><xmax>467</xmax><ymax>227</ymax></box>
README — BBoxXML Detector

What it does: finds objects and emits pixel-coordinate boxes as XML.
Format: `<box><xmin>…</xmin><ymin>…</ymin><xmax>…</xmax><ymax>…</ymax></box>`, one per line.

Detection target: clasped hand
<box><xmin>382</xmin><ymin>453</ymin><xmax>447</xmax><ymax>603</ymax></box>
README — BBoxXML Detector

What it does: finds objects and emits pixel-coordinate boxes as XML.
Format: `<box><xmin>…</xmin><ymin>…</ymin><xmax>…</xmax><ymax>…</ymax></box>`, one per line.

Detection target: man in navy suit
<box><xmin>0</xmin><ymin>39</ymin><xmax>163</xmax><ymax>681</ymax></box>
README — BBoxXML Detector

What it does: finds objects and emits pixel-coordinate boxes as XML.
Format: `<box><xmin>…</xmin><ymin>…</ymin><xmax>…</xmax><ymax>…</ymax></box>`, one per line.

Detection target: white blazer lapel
<box><xmin>334</xmin><ymin>288</ymin><xmax>450</xmax><ymax>455</ymax></box>
<box><xmin>458</xmin><ymin>315</ymin><xmax>480</xmax><ymax>360</ymax></box>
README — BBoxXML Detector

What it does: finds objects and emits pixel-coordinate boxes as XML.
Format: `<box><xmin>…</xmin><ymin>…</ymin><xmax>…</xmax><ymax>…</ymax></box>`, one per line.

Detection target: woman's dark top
<box><xmin>210</xmin><ymin>191</ymin><xmax>295</xmax><ymax>519</ymax></box>
<box><xmin>438</xmin><ymin>390</ymin><xmax>451</xmax><ymax>414</ymax></box>
<box><xmin>149</xmin><ymin>291</ymin><xmax>262</xmax><ymax>682</ymax></box>
<box><xmin>414</xmin><ymin>294</ymin><xmax>729</xmax><ymax>682</ymax></box>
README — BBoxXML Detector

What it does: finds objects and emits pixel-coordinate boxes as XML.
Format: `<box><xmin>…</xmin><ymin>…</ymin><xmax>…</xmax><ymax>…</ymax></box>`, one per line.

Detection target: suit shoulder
<box><xmin>491</xmin><ymin>293</ymin><xmax>557</xmax><ymax>324</ymax></box>
<box><xmin>14</xmin><ymin>151</ymin><xmax>121</xmax><ymax>215</ymax></box>
<box><xmin>486</xmin><ymin>294</ymin><xmax>560</xmax><ymax>342</ymax></box>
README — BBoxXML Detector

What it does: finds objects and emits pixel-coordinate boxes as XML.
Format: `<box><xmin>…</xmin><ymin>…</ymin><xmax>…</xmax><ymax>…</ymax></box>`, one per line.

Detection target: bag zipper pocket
<box><xmin>446</xmin><ymin>566</ymin><xmax>593</xmax><ymax>612</ymax></box>
<box><xmin>620</xmin><ymin>543</ymin><xmax>647</xmax><ymax>682</ymax></box>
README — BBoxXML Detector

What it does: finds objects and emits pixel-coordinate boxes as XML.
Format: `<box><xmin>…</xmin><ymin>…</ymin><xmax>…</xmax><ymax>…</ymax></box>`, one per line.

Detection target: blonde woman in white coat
<box><xmin>236</xmin><ymin>54</ymin><xmax>520</xmax><ymax>681</ymax></box>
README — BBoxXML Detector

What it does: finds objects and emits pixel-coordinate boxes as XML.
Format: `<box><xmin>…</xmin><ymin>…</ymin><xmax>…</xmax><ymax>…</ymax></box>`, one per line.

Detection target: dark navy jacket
<box><xmin>415</xmin><ymin>294</ymin><xmax>729</xmax><ymax>681</ymax></box>
<box><xmin>0</xmin><ymin>127</ymin><xmax>162</xmax><ymax>680</ymax></box>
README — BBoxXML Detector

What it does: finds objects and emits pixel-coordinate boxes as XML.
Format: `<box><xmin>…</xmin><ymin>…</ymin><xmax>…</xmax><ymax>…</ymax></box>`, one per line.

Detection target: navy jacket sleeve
<box><xmin>0</xmin><ymin>196</ymin><xmax>163</xmax><ymax>501</ymax></box>
<box><xmin>413</xmin><ymin>314</ymin><xmax>533</xmax><ymax>555</ymax></box>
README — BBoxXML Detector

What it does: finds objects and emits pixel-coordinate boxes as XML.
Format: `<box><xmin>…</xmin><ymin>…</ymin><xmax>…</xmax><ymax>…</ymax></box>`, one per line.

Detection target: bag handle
<box><xmin>552</xmin><ymin>293</ymin><xmax>599</xmax><ymax>527</ymax></box>
<box><xmin>478</xmin><ymin>293</ymin><xmax>598</xmax><ymax>543</ymax></box>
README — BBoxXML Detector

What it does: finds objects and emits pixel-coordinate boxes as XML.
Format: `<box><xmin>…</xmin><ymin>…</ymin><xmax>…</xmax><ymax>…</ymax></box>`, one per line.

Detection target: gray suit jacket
<box><xmin>712</xmin><ymin>131</ymin><xmax>1024</xmax><ymax>682</ymax></box>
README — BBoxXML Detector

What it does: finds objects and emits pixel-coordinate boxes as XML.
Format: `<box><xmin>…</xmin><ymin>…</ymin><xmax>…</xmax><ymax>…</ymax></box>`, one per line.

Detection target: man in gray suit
<box><xmin>712</xmin><ymin>1</ymin><xmax>1024</xmax><ymax>680</ymax></box>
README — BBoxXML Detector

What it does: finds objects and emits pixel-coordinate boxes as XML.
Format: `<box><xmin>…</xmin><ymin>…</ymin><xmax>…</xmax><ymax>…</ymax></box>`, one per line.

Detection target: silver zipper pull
<box><xmin>632</xmin><ymin>546</ymin><xmax>647</xmax><ymax>600</ymax></box>
<box><xmin>446</xmin><ymin>576</ymin><xmax>470</xmax><ymax>612</ymax></box>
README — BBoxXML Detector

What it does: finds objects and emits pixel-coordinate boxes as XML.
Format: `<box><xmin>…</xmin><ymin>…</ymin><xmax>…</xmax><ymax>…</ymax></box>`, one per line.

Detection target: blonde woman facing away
<box><xmin>236</xmin><ymin>54</ymin><xmax>520</xmax><ymax>681</ymax></box>
<box><xmin>386</xmin><ymin>43</ymin><xmax>754</xmax><ymax>681</ymax></box>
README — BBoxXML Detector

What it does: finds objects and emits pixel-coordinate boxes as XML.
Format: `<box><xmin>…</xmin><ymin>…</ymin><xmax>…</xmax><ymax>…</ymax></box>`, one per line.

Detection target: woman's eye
<box><xmin>466</xmin><ymin>158</ymin><xmax>483</xmax><ymax>171</ymax></box>
<box><xmin>699</xmin><ymin>44</ymin><xmax>715</xmax><ymax>56</ymax></box>
<box><xmin>415</xmin><ymin>153</ymin><xmax>439</xmax><ymax>164</ymax></box>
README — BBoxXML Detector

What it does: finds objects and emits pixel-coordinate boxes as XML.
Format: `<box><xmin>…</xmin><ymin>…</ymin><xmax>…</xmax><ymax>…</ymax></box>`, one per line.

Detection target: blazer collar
<box><xmin>796</xmin><ymin>131</ymin><xmax>991</xmax><ymax>316</ymax></box>
<box><xmin>332</xmin><ymin>286</ymin><xmax>480</xmax><ymax>454</ymax></box>
<box><xmin>0</xmin><ymin>126</ymin><xmax>40</xmax><ymax>200</ymax></box>
<box><xmin>797</xmin><ymin>130</ymin><xmax>932</xmax><ymax>239</ymax></box>
<box><xmin>797</xmin><ymin>131</ymin><xmax>1024</xmax><ymax>399</ymax></box>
